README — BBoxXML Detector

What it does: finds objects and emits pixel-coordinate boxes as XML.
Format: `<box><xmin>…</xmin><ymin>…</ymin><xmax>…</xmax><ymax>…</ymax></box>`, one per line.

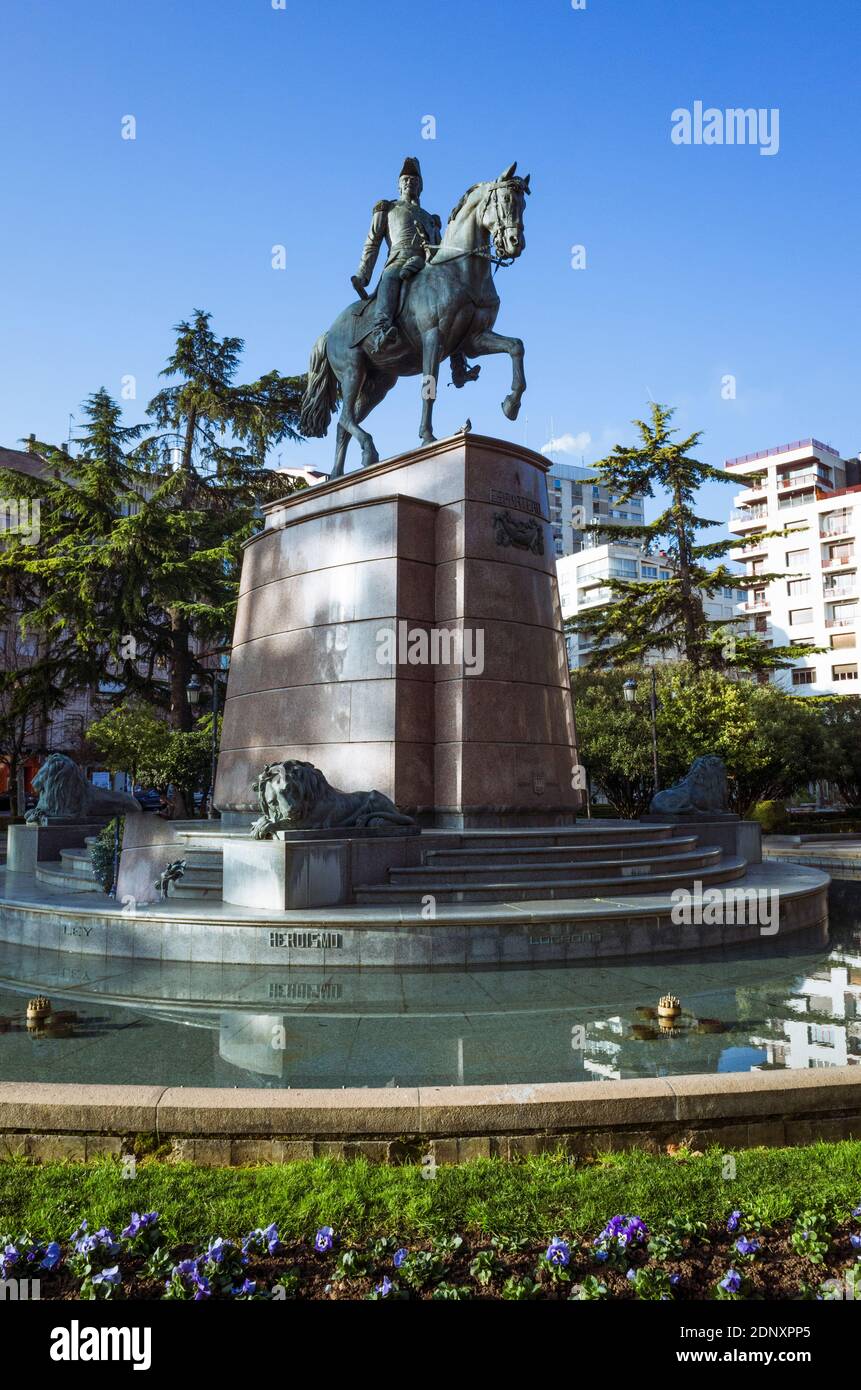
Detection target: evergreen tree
<box><xmin>569</xmin><ymin>402</ymin><xmax>814</xmax><ymax>673</ymax></box>
<box><xmin>142</xmin><ymin>309</ymin><xmax>304</xmax><ymax>730</ymax></box>
<box><xmin>0</xmin><ymin>311</ymin><xmax>305</xmax><ymax>814</ymax></box>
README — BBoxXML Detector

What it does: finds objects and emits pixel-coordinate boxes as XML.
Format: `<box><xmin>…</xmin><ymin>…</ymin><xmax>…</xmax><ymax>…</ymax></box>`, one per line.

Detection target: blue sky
<box><xmin>1</xmin><ymin>0</ymin><xmax>859</xmax><ymax>526</ymax></box>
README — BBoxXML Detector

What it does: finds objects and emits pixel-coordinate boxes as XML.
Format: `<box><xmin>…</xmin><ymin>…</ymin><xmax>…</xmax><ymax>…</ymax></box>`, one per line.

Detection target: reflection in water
<box><xmin>0</xmin><ymin>896</ymin><xmax>857</xmax><ymax>1089</ymax></box>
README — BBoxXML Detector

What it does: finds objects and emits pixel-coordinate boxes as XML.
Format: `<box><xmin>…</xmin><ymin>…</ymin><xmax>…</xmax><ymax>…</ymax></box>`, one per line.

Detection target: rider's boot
<box><xmin>369</xmin><ymin>319</ymin><xmax>398</xmax><ymax>354</ymax></box>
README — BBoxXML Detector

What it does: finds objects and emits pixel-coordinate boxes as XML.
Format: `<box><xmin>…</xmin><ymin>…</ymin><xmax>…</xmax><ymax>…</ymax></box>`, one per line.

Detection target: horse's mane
<box><xmin>447</xmin><ymin>183</ymin><xmax>484</xmax><ymax>228</ymax></box>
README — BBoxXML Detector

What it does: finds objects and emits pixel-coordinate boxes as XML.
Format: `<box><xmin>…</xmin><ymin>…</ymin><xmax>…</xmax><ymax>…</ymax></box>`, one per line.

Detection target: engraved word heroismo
<box><xmin>376</xmin><ymin>620</ymin><xmax>485</xmax><ymax>675</ymax></box>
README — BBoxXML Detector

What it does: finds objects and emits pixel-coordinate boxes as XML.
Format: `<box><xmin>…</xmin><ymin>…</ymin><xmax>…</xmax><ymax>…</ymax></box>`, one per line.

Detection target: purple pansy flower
<box><xmin>720</xmin><ymin>1269</ymin><xmax>742</xmax><ymax>1294</ymax></box>
<box><xmin>40</xmin><ymin>1242</ymin><xmax>62</xmax><ymax>1271</ymax></box>
<box><xmin>546</xmin><ymin>1238</ymin><xmax>571</xmax><ymax>1267</ymax></box>
<box><xmin>92</xmin><ymin>1265</ymin><xmax>120</xmax><ymax>1286</ymax></box>
<box><xmin>376</xmin><ymin>1276</ymin><xmax>393</xmax><ymax>1297</ymax></box>
<box><xmin>122</xmin><ymin>1211</ymin><xmax>158</xmax><ymax>1240</ymax></box>
<box><xmin>735</xmin><ymin>1236</ymin><xmax>759</xmax><ymax>1257</ymax></box>
<box><xmin>850</xmin><ymin>1235</ymin><xmax>861</xmax><ymax>1251</ymax></box>
<box><xmin>315</xmin><ymin>1226</ymin><xmax>334</xmax><ymax>1253</ymax></box>
<box><xmin>393</xmin><ymin>1247</ymin><xmax>408</xmax><ymax>1268</ymax></box>
<box><xmin>727</xmin><ymin>1210</ymin><xmax>742</xmax><ymax>1233</ymax></box>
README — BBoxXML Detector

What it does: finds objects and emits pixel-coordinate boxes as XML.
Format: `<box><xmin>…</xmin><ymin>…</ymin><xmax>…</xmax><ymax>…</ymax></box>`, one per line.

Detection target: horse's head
<box><xmin>482</xmin><ymin>161</ymin><xmax>530</xmax><ymax>261</ymax></box>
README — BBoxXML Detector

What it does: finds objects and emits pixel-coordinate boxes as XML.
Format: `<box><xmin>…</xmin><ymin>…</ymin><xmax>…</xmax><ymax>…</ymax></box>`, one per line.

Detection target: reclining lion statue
<box><xmin>649</xmin><ymin>755</ymin><xmax>731</xmax><ymax>817</ymax></box>
<box><xmin>250</xmin><ymin>760</ymin><xmax>415</xmax><ymax>839</ymax></box>
<box><xmin>25</xmin><ymin>753</ymin><xmax>142</xmax><ymax>823</ymax></box>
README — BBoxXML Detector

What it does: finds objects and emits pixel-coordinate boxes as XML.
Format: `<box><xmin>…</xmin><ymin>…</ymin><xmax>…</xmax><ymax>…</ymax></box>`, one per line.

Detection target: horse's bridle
<box><xmin>438</xmin><ymin>180</ymin><xmax>525</xmax><ymax>270</ymax></box>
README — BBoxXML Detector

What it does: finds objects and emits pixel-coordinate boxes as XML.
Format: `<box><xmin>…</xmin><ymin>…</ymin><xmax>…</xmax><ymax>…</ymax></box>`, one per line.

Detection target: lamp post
<box><xmin>623</xmin><ymin>671</ymin><xmax>660</xmax><ymax>797</ymax></box>
<box><xmin>186</xmin><ymin>671</ymin><xmax>223</xmax><ymax>819</ymax></box>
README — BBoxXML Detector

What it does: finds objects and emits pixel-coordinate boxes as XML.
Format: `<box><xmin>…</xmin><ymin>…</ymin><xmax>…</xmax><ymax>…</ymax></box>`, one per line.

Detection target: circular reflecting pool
<box><xmin>0</xmin><ymin>895</ymin><xmax>857</xmax><ymax>1089</ymax></box>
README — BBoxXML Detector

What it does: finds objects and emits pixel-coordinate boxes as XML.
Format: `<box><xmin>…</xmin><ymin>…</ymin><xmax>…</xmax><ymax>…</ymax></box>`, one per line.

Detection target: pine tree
<box><xmin>568</xmin><ymin>402</ymin><xmax>814</xmax><ymax>673</ymax></box>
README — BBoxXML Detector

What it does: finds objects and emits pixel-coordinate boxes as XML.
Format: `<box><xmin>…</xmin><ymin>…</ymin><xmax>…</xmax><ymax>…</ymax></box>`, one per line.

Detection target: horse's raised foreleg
<box><xmin>338</xmin><ymin>352</ymin><xmax>379</xmax><ymax>468</ymax></box>
<box><xmin>419</xmin><ymin>327</ymin><xmax>441</xmax><ymax>445</ymax></box>
<box><xmin>467</xmin><ymin>328</ymin><xmax>526</xmax><ymax>421</ymax></box>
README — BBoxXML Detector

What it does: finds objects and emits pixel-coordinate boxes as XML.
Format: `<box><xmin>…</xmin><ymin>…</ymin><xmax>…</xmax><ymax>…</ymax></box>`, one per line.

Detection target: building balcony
<box><xmin>826</xmin><ymin>616</ymin><xmax>857</xmax><ymax>629</ymax></box>
<box><xmin>725</xmin><ymin>439</ymin><xmax>840</xmax><ymax>470</ymax></box>
<box><xmin>738</xmin><ymin>535</ymin><xmax>768</xmax><ymax>556</ymax></box>
<box><xmin>822</xmin><ymin>554</ymin><xmax>856</xmax><ymax>571</ymax></box>
<box><xmin>777</xmin><ymin>491</ymin><xmax>819</xmax><ymax>511</ymax></box>
<box><xmin>777</xmin><ymin>471</ymin><xmax>834</xmax><ymax>492</ymax></box>
<box><xmin>821</xmin><ymin>520</ymin><xmax>853</xmax><ymax>538</ymax></box>
<box><xmin>743</xmin><ymin>596</ymin><xmax>771</xmax><ymax>613</ymax></box>
<box><xmin>730</xmin><ymin>506</ymin><xmax>769</xmax><ymax>527</ymax></box>
<box><xmin>823</xmin><ymin>581</ymin><xmax>858</xmax><ymax>599</ymax></box>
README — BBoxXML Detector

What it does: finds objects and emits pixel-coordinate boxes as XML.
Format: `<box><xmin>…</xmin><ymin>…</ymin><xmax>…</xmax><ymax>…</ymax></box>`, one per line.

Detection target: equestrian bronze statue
<box><xmin>299</xmin><ymin>159</ymin><xmax>531</xmax><ymax>475</ymax></box>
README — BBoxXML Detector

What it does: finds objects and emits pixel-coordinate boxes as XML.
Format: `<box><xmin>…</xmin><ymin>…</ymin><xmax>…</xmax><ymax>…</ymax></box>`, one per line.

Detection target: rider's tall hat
<box><xmin>399</xmin><ymin>156</ymin><xmax>423</xmax><ymax>192</ymax></box>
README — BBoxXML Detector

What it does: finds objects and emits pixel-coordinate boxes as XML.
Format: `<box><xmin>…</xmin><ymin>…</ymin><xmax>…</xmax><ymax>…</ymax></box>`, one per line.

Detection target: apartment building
<box><xmin>546</xmin><ymin>460</ymin><xmax>645</xmax><ymax>559</ymax></box>
<box><xmin>726</xmin><ymin>439</ymin><xmax>861</xmax><ymax>695</ymax></box>
<box><xmin>558</xmin><ymin>540</ymin><xmax>739</xmax><ymax>670</ymax></box>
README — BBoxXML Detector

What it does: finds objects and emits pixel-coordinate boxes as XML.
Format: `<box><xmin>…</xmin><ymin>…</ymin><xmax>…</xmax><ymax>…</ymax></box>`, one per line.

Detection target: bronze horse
<box><xmin>299</xmin><ymin>163</ymin><xmax>530</xmax><ymax>475</ymax></box>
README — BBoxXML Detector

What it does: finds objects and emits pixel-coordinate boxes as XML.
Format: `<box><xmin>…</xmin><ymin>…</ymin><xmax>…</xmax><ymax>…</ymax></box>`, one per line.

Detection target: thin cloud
<box><xmin>540</xmin><ymin>431</ymin><xmax>592</xmax><ymax>457</ymax></box>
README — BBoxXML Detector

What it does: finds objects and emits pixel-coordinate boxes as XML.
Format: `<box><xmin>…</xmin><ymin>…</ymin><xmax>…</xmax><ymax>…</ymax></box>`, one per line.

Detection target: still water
<box><xmin>0</xmin><ymin>895</ymin><xmax>857</xmax><ymax>1089</ymax></box>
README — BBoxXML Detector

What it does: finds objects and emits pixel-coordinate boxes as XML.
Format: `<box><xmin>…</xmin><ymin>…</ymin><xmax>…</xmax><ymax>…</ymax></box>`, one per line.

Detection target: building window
<box><xmin>642</xmin><ymin>565</ymin><xmax>658</xmax><ymax>578</ymax></box>
<box><xmin>792</xmin><ymin>669</ymin><xmax>815</xmax><ymax>686</ymax></box>
<box><xmin>831</xmin><ymin>632</ymin><xmax>856</xmax><ymax>650</ymax></box>
<box><xmin>789</xmin><ymin>608</ymin><xmax>814</xmax><ymax>626</ymax></box>
<box><xmin>832</xmin><ymin>663</ymin><xmax>858</xmax><ymax>682</ymax></box>
<box><xmin>787</xmin><ymin>579</ymin><xmax>811</xmax><ymax>597</ymax></box>
<box><xmin>786</xmin><ymin>549</ymin><xmax>809</xmax><ymax>568</ymax></box>
<box><xmin>828</xmin><ymin>543</ymin><xmax>854</xmax><ymax>564</ymax></box>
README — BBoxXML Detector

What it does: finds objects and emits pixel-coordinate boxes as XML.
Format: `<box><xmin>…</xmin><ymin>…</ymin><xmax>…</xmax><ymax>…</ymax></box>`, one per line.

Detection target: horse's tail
<box><xmin>299</xmin><ymin>332</ymin><xmax>339</xmax><ymax>438</ymax></box>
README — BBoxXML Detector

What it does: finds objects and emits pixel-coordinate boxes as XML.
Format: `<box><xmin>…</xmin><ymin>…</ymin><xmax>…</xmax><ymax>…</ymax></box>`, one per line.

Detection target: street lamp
<box><xmin>186</xmin><ymin>671</ymin><xmax>224</xmax><ymax>819</ymax></box>
<box><xmin>622</xmin><ymin>672</ymin><xmax>660</xmax><ymax>797</ymax></box>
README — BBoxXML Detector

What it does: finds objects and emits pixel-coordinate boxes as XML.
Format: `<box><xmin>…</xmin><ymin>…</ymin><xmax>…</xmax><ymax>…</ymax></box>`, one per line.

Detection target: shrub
<box><xmin>90</xmin><ymin>818</ymin><xmax>123</xmax><ymax>894</ymax></box>
<box><xmin>751</xmin><ymin>800</ymin><xmax>788</xmax><ymax>834</ymax></box>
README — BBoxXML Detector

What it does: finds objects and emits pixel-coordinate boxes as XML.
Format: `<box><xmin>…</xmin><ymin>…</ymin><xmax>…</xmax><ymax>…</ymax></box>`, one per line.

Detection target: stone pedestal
<box><xmin>222</xmin><ymin>838</ymin><xmax>350</xmax><ymax>910</ymax></box>
<box><xmin>214</xmin><ymin>432</ymin><xmax>581</xmax><ymax>827</ymax></box>
<box><xmin>640</xmin><ymin>814</ymin><xmax>762</xmax><ymax>864</ymax></box>
<box><xmin>7</xmin><ymin>821</ymin><xmax>107</xmax><ymax>875</ymax></box>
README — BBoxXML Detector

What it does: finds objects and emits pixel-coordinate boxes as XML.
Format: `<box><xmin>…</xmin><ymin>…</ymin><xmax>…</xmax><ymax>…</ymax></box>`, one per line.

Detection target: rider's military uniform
<box><xmin>354</xmin><ymin>156</ymin><xmax>441</xmax><ymax>352</ymax></box>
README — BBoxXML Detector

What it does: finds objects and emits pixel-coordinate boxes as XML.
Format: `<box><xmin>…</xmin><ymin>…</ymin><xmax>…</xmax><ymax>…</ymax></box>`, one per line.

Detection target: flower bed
<box><xmin>4</xmin><ymin>1205</ymin><xmax>860</xmax><ymax>1301</ymax></box>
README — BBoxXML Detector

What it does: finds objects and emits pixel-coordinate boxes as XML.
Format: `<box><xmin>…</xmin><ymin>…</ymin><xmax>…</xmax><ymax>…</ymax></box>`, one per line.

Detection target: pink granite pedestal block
<box><xmin>214</xmin><ymin>432</ymin><xmax>582</xmax><ymax>827</ymax></box>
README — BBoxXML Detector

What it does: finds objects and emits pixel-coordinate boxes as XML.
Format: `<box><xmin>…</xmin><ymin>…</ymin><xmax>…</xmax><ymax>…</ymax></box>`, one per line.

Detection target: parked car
<box><xmin>133</xmin><ymin>787</ymin><xmax>163</xmax><ymax>813</ymax></box>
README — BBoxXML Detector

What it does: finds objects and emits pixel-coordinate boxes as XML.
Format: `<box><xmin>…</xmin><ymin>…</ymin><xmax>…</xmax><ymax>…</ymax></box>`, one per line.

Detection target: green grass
<box><xmin>1</xmin><ymin>1143</ymin><xmax>860</xmax><ymax>1243</ymax></box>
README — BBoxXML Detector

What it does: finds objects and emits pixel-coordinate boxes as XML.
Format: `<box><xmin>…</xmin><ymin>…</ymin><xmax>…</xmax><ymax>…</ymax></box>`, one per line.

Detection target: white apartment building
<box><xmin>557</xmin><ymin>541</ymin><xmax>739</xmax><ymax>670</ymax></box>
<box><xmin>726</xmin><ymin>438</ymin><xmax>861</xmax><ymax>695</ymax></box>
<box><xmin>546</xmin><ymin>460</ymin><xmax>645</xmax><ymax>559</ymax></box>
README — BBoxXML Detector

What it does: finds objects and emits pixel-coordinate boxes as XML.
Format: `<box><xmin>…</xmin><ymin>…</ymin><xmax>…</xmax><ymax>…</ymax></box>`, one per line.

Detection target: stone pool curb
<box><xmin>2</xmin><ymin>1069</ymin><xmax>861</xmax><ymax>1165</ymax></box>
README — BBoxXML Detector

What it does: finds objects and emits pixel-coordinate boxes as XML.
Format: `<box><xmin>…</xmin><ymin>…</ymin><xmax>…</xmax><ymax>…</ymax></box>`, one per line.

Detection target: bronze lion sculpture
<box><xmin>650</xmin><ymin>755</ymin><xmax>730</xmax><ymax>817</ymax></box>
<box><xmin>25</xmin><ymin>753</ymin><xmax>142</xmax><ymax>823</ymax></box>
<box><xmin>250</xmin><ymin>760</ymin><xmax>415</xmax><ymax>839</ymax></box>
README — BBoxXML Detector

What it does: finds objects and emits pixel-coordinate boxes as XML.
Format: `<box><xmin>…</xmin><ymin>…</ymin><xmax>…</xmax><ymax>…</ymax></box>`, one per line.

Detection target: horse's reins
<box><xmin>424</xmin><ymin>183</ymin><xmax>521</xmax><ymax>272</ymax></box>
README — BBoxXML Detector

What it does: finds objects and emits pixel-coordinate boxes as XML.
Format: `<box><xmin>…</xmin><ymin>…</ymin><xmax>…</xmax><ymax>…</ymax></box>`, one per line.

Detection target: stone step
<box><xmin>423</xmin><ymin>824</ymin><xmax>680</xmax><ymax>850</ymax></box>
<box><xmin>35</xmin><ymin>862</ymin><xmax>100</xmax><ymax>894</ymax></box>
<box><xmin>59</xmin><ymin>847</ymin><xmax>96</xmax><ymax>877</ymax></box>
<box><xmin>423</xmin><ymin>835</ymin><xmax>701</xmax><ymax>867</ymax></box>
<box><xmin>168</xmin><ymin>863</ymin><xmax>224</xmax><ymax>899</ymax></box>
<box><xmin>354</xmin><ymin>856</ymin><xmax>747</xmax><ymax>904</ymax></box>
<box><xmin>390</xmin><ymin>846</ymin><xmax>721</xmax><ymax>886</ymax></box>
<box><xmin>162</xmin><ymin>848</ymin><xmax>224</xmax><ymax>870</ymax></box>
